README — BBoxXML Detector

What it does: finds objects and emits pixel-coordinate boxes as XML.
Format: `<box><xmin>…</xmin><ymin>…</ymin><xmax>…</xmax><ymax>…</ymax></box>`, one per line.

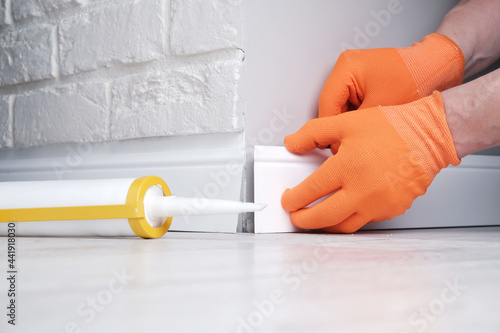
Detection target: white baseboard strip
<box><xmin>254</xmin><ymin>145</ymin><xmax>500</xmax><ymax>233</ymax></box>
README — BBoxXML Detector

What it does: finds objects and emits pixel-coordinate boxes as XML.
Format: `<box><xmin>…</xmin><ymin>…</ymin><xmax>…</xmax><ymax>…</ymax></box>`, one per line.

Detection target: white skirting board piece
<box><xmin>0</xmin><ymin>133</ymin><xmax>245</xmax><ymax>234</ymax></box>
<box><xmin>254</xmin><ymin>145</ymin><xmax>500</xmax><ymax>233</ymax></box>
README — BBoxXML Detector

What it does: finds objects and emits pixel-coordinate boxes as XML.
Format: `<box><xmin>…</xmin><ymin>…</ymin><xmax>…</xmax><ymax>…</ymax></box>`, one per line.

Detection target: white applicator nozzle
<box><xmin>146</xmin><ymin>196</ymin><xmax>266</xmax><ymax>222</ymax></box>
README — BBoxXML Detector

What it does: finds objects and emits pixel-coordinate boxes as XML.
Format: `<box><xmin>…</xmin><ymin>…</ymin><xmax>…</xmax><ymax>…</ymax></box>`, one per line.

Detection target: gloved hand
<box><xmin>319</xmin><ymin>33</ymin><xmax>465</xmax><ymax>117</ymax></box>
<box><xmin>281</xmin><ymin>91</ymin><xmax>460</xmax><ymax>233</ymax></box>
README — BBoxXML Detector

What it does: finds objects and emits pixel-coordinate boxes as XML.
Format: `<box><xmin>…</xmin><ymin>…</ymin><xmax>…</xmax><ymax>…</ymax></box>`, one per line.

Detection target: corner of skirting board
<box><xmin>0</xmin><ymin>133</ymin><xmax>246</xmax><ymax>234</ymax></box>
<box><xmin>254</xmin><ymin>145</ymin><xmax>500</xmax><ymax>233</ymax></box>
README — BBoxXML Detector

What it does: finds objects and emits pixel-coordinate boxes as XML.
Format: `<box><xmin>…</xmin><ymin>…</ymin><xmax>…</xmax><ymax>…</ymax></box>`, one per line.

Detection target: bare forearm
<box><xmin>442</xmin><ymin>68</ymin><xmax>500</xmax><ymax>158</ymax></box>
<box><xmin>436</xmin><ymin>0</ymin><xmax>500</xmax><ymax>79</ymax></box>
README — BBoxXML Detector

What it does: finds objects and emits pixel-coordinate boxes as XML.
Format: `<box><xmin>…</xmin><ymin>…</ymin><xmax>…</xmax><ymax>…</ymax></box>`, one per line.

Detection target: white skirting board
<box><xmin>0</xmin><ymin>133</ymin><xmax>246</xmax><ymax>234</ymax></box>
<box><xmin>254</xmin><ymin>145</ymin><xmax>500</xmax><ymax>233</ymax></box>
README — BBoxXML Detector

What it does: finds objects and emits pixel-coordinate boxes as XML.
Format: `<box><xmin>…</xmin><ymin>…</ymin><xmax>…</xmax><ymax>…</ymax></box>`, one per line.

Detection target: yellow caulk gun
<box><xmin>0</xmin><ymin>176</ymin><xmax>266</xmax><ymax>238</ymax></box>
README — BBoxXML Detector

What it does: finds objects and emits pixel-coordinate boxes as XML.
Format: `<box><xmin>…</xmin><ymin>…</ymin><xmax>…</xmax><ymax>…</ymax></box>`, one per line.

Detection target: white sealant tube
<box><xmin>0</xmin><ymin>177</ymin><xmax>265</xmax><ymax>238</ymax></box>
<box><xmin>0</xmin><ymin>178</ymin><xmax>136</xmax><ymax>237</ymax></box>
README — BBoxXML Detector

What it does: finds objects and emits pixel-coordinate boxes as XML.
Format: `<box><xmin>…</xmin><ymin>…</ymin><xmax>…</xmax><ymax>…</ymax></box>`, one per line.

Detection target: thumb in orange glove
<box><xmin>281</xmin><ymin>91</ymin><xmax>460</xmax><ymax>233</ymax></box>
<box><xmin>319</xmin><ymin>33</ymin><xmax>465</xmax><ymax>116</ymax></box>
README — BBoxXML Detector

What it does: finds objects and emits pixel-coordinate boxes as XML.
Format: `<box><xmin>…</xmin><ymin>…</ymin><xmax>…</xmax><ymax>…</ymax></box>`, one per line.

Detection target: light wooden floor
<box><xmin>1</xmin><ymin>227</ymin><xmax>500</xmax><ymax>333</ymax></box>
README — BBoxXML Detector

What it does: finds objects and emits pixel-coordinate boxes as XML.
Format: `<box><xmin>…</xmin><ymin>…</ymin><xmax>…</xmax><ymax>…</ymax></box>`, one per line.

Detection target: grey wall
<box><xmin>241</xmin><ymin>0</ymin><xmax>461</xmax><ymax>149</ymax></box>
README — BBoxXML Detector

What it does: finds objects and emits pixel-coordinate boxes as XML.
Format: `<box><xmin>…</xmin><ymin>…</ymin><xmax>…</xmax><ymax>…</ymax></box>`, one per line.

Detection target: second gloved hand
<box><xmin>319</xmin><ymin>33</ymin><xmax>465</xmax><ymax>116</ymax></box>
<box><xmin>281</xmin><ymin>91</ymin><xmax>460</xmax><ymax>233</ymax></box>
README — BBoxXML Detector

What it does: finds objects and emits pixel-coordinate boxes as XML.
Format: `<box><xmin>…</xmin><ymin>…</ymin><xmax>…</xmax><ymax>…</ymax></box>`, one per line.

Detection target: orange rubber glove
<box><xmin>319</xmin><ymin>33</ymin><xmax>465</xmax><ymax>117</ymax></box>
<box><xmin>281</xmin><ymin>91</ymin><xmax>460</xmax><ymax>233</ymax></box>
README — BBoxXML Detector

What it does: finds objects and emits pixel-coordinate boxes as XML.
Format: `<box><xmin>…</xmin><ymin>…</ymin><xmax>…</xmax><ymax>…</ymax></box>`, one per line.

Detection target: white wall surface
<box><xmin>241</xmin><ymin>0</ymin><xmax>460</xmax><ymax>149</ymax></box>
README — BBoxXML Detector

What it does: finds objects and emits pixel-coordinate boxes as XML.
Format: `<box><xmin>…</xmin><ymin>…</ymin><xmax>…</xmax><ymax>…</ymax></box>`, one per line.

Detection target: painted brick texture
<box><xmin>58</xmin><ymin>0</ymin><xmax>165</xmax><ymax>75</ymax></box>
<box><xmin>12</xmin><ymin>0</ymin><xmax>102</xmax><ymax>21</ymax></box>
<box><xmin>0</xmin><ymin>25</ymin><xmax>55</xmax><ymax>86</ymax></box>
<box><xmin>0</xmin><ymin>95</ymin><xmax>11</xmax><ymax>147</ymax></box>
<box><xmin>0</xmin><ymin>1</ymin><xmax>6</xmax><ymax>26</ymax></box>
<box><xmin>14</xmin><ymin>83</ymin><xmax>108</xmax><ymax>147</ymax></box>
<box><xmin>170</xmin><ymin>0</ymin><xmax>241</xmax><ymax>55</ymax></box>
<box><xmin>0</xmin><ymin>0</ymin><xmax>243</xmax><ymax>149</ymax></box>
<box><xmin>111</xmin><ymin>59</ymin><xmax>242</xmax><ymax>141</ymax></box>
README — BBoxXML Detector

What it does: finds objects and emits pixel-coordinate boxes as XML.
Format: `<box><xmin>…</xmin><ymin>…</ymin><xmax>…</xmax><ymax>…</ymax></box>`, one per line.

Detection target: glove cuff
<box><xmin>380</xmin><ymin>91</ymin><xmax>461</xmax><ymax>182</ymax></box>
<box><xmin>397</xmin><ymin>33</ymin><xmax>466</xmax><ymax>98</ymax></box>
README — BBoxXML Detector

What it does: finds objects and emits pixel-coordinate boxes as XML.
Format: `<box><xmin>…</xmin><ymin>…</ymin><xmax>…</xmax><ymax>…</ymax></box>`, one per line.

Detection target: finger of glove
<box><xmin>319</xmin><ymin>53</ymin><xmax>361</xmax><ymax>117</ymax></box>
<box><xmin>322</xmin><ymin>213</ymin><xmax>369</xmax><ymax>233</ymax></box>
<box><xmin>281</xmin><ymin>155</ymin><xmax>343</xmax><ymax>212</ymax></box>
<box><xmin>288</xmin><ymin>190</ymin><xmax>358</xmax><ymax>230</ymax></box>
<box><xmin>284</xmin><ymin>117</ymin><xmax>343</xmax><ymax>154</ymax></box>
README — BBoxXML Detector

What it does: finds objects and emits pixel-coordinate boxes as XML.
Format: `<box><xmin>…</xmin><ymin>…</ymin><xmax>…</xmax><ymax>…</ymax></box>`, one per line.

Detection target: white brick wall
<box><xmin>14</xmin><ymin>83</ymin><xmax>108</xmax><ymax>147</ymax></box>
<box><xmin>12</xmin><ymin>0</ymin><xmax>101</xmax><ymax>21</ymax></box>
<box><xmin>0</xmin><ymin>0</ymin><xmax>243</xmax><ymax>149</ymax></box>
<box><xmin>1</xmin><ymin>1</ymin><xmax>6</xmax><ymax>26</ymax></box>
<box><xmin>170</xmin><ymin>0</ymin><xmax>241</xmax><ymax>55</ymax></box>
<box><xmin>111</xmin><ymin>58</ymin><xmax>242</xmax><ymax>141</ymax></box>
<box><xmin>0</xmin><ymin>24</ymin><xmax>55</xmax><ymax>86</ymax></box>
<box><xmin>59</xmin><ymin>0</ymin><xmax>165</xmax><ymax>75</ymax></box>
<box><xmin>0</xmin><ymin>95</ymin><xmax>11</xmax><ymax>147</ymax></box>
